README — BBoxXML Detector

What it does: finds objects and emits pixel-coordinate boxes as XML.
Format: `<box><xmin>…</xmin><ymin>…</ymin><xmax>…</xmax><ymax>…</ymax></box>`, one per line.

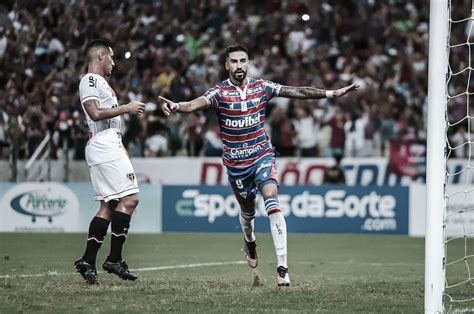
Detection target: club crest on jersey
<box><xmin>250</xmin><ymin>99</ymin><xmax>260</xmax><ymax>107</ymax></box>
<box><xmin>239</xmin><ymin>192</ymin><xmax>248</xmax><ymax>198</ymax></box>
<box><xmin>127</xmin><ymin>173</ymin><xmax>136</xmax><ymax>182</ymax></box>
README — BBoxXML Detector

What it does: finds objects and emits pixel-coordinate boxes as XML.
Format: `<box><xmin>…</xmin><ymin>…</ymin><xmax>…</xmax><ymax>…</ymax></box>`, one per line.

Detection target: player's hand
<box><xmin>333</xmin><ymin>83</ymin><xmax>360</xmax><ymax>97</ymax></box>
<box><xmin>159</xmin><ymin>96</ymin><xmax>179</xmax><ymax>116</ymax></box>
<box><xmin>127</xmin><ymin>101</ymin><xmax>146</xmax><ymax>115</ymax></box>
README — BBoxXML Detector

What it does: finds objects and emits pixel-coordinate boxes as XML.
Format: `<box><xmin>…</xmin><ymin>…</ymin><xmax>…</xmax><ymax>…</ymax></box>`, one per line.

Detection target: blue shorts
<box><xmin>227</xmin><ymin>155</ymin><xmax>279</xmax><ymax>203</ymax></box>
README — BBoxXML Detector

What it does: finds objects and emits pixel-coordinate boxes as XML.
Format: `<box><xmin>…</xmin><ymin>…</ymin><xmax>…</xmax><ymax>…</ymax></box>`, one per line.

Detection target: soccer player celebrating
<box><xmin>160</xmin><ymin>44</ymin><xmax>358</xmax><ymax>286</ymax></box>
<box><xmin>74</xmin><ymin>39</ymin><xmax>145</xmax><ymax>284</ymax></box>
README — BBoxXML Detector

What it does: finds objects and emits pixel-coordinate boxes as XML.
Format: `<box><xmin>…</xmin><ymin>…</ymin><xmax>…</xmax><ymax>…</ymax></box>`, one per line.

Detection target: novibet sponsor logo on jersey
<box><xmin>224</xmin><ymin>113</ymin><xmax>260</xmax><ymax>128</ymax></box>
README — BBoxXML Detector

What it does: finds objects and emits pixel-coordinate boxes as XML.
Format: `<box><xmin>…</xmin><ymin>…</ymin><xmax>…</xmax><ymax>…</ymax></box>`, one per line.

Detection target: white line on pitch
<box><xmin>0</xmin><ymin>261</ymin><xmax>246</xmax><ymax>279</ymax></box>
<box><xmin>133</xmin><ymin>261</ymin><xmax>246</xmax><ymax>272</ymax></box>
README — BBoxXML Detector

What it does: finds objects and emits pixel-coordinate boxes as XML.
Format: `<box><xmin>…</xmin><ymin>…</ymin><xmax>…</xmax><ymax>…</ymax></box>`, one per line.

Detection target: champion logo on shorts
<box><xmin>126</xmin><ymin>173</ymin><xmax>136</xmax><ymax>182</ymax></box>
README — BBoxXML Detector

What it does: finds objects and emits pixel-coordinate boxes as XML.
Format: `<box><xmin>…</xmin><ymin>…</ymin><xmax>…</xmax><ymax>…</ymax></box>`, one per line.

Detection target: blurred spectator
<box><xmin>165</xmin><ymin>114</ymin><xmax>183</xmax><ymax>156</ymax></box>
<box><xmin>0</xmin><ymin>111</ymin><xmax>7</xmax><ymax>155</ymax></box>
<box><xmin>24</xmin><ymin>109</ymin><xmax>46</xmax><ymax>158</ymax></box>
<box><xmin>0</xmin><ymin>27</ymin><xmax>7</xmax><ymax>60</ymax></box>
<box><xmin>326</xmin><ymin>106</ymin><xmax>346</xmax><ymax>158</ymax></box>
<box><xmin>145</xmin><ymin>115</ymin><xmax>169</xmax><ymax>157</ymax></box>
<box><xmin>182</xmin><ymin>113</ymin><xmax>204</xmax><ymax>157</ymax></box>
<box><xmin>6</xmin><ymin>116</ymin><xmax>25</xmax><ymax>180</ymax></box>
<box><xmin>0</xmin><ymin>1</ymin><xmax>435</xmax><ymax>160</ymax></box>
<box><xmin>450</xmin><ymin>125</ymin><xmax>469</xmax><ymax>158</ymax></box>
<box><xmin>323</xmin><ymin>153</ymin><xmax>346</xmax><ymax>184</ymax></box>
<box><xmin>145</xmin><ymin>130</ymin><xmax>168</xmax><ymax>157</ymax></box>
<box><xmin>203</xmin><ymin>117</ymin><xmax>223</xmax><ymax>157</ymax></box>
<box><xmin>268</xmin><ymin>106</ymin><xmax>295</xmax><ymax>157</ymax></box>
<box><xmin>379</xmin><ymin>105</ymin><xmax>397</xmax><ymax>157</ymax></box>
<box><xmin>387</xmin><ymin>131</ymin><xmax>417</xmax><ymax>177</ymax></box>
<box><xmin>344</xmin><ymin>111</ymin><xmax>367</xmax><ymax>157</ymax></box>
<box><xmin>293</xmin><ymin>103</ymin><xmax>320</xmax><ymax>157</ymax></box>
<box><xmin>55</xmin><ymin>110</ymin><xmax>71</xmax><ymax>152</ymax></box>
<box><xmin>71</xmin><ymin>111</ymin><xmax>89</xmax><ymax>160</ymax></box>
<box><xmin>123</xmin><ymin>115</ymin><xmax>145</xmax><ymax>157</ymax></box>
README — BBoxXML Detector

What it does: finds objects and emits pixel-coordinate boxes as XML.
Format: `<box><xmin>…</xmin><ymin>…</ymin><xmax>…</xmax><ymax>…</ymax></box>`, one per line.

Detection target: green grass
<box><xmin>0</xmin><ymin>233</ymin><xmax>459</xmax><ymax>313</ymax></box>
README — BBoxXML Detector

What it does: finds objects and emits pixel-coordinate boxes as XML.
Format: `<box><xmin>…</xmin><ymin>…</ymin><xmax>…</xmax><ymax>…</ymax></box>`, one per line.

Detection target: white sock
<box><xmin>268</xmin><ymin>212</ymin><xmax>288</xmax><ymax>268</ymax></box>
<box><xmin>239</xmin><ymin>214</ymin><xmax>256</xmax><ymax>242</ymax></box>
<box><xmin>277</xmin><ymin>254</ymin><xmax>288</xmax><ymax>269</ymax></box>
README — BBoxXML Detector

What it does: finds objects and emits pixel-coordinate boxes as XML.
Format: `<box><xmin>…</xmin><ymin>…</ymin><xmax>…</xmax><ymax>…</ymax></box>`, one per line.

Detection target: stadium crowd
<box><xmin>0</xmin><ymin>0</ymin><xmax>455</xmax><ymax>172</ymax></box>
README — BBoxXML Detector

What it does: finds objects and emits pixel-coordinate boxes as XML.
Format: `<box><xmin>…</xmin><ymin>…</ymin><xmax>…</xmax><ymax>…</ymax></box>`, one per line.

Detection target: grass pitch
<box><xmin>0</xmin><ymin>233</ymin><xmax>432</xmax><ymax>312</ymax></box>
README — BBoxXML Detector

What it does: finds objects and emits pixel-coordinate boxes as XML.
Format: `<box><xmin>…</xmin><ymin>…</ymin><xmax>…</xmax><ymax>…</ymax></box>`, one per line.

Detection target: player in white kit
<box><xmin>74</xmin><ymin>39</ymin><xmax>145</xmax><ymax>284</ymax></box>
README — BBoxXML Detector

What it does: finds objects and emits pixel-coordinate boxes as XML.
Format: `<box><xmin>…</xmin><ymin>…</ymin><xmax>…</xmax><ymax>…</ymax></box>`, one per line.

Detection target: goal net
<box><xmin>427</xmin><ymin>0</ymin><xmax>474</xmax><ymax>312</ymax></box>
<box><xmin>444</xmin><ymin>0</ymin><xmax>474</xmax><ymax>311</ymax></box>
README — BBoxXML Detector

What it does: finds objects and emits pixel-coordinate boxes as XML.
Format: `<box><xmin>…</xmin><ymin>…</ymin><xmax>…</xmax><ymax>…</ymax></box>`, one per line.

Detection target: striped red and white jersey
<box><xmin>202</xmin><ymin>78</ymin><xmax>281</xmax><ymax>175</ymax></box>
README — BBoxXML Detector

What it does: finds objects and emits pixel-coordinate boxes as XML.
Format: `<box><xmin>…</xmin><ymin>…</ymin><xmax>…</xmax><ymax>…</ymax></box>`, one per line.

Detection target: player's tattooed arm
<box><xmin>279</xmin><ymin>83</ymin><xmax>360</xmax><ymax>99</ymax></box>
<box><xmin>279</xmin><ymin>86</ymin><xmax>326</xmax><ymax>99</ymax></box>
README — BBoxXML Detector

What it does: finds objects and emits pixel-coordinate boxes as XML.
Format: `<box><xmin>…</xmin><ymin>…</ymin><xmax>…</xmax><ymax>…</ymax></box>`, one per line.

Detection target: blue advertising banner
<box><xmin>162</xmin><ymin>185</ymin><xmax>409</xmax><ymax>234</ymax></box>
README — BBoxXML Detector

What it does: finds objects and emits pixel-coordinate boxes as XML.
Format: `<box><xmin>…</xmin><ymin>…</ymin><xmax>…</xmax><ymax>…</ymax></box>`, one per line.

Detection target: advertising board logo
<box><xmin>1</xmin><ymin>182</ymin><xmax>79</xmax><ymax>225</ymax></box>
<box><xmin>10</xmin><ymin>189</ymin><xmax>67</xmax><ymax>222</ymax></box>
<box><xmin>174</xmin><ymin>188</ymin><xmax>401</xmax><ymax>232</ymax></box>
<box><xmin>175</xmin><ymin>189</ymin><xmax>240</xmax><ymax>223</ymax></box>
<box><xmin>0</xmin><ymin>183</ymin><xmax>80</xmax><ymax>232</ymax></box>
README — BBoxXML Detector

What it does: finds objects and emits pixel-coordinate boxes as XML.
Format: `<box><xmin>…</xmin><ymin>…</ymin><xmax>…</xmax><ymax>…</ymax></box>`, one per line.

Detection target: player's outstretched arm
<box><xmin>159</xmin><ymin>96</ymin><xmax>208</xmax><ymax>115</ymax></box>
<box><xmin>278</xmin><ymin>82</ymin><xmax>359</xmax><ymax>99</ymax></box>
<box><xmin>83</xmin><ymin>100</ymin><xmax>145</xmax><ymax>121</ymax></box>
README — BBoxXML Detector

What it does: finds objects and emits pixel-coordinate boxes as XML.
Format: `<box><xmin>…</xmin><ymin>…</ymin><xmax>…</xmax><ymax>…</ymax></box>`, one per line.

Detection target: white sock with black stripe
<box><xmin>239</xmin><ymin>210</ymin><xmax>256</xmax><ymax>242</ymax></box>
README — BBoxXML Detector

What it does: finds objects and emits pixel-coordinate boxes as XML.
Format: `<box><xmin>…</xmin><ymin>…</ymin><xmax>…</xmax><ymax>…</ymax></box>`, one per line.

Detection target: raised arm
<box><xmin>83</xmin><ymin>100</ymin><xmax>145</xmax><ymax>121</ymax></box>
<box><xmin>160</xmin><ymin>96</ymin><xmax>208</xmax><ymax>116</ymax></box>
<box><xmin>278</xmin><ymin>83</ymin><xmax>359</xmax><ymax>99</ymax></box>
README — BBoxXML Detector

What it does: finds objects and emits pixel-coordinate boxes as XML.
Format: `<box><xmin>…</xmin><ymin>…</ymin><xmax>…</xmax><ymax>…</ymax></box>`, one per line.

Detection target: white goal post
<box><xmin>425</xmin><ymin>0</ymin><xmax>448</xmax><ymax>313</ymax></box>
<box><xmin>426</xmin><ymin>0</ymin><xmax>474</xmax><ymax>312</ymax></box>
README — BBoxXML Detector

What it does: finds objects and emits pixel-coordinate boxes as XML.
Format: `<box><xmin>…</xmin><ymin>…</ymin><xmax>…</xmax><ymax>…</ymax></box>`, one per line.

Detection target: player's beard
<box><xmin>232</xmin><ymin>70</ymin><xmax>247</xmax><ymax>83</ymax></box>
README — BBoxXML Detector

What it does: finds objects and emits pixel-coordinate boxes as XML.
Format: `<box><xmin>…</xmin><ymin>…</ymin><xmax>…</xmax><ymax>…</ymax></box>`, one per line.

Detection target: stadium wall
<box><xmin>0</xmin><ymin>157</ymin><xmax>426</xmax><ymax>185</ymax></box>
<box><xmin>0</xmin><ymin>158</ymin><xmax>468</xmax><ymax>235</ymax></box>
<box><xmin>0</xmin><ymin>180</ymin><xmax>449</xmax><ymax>237</ymax></box>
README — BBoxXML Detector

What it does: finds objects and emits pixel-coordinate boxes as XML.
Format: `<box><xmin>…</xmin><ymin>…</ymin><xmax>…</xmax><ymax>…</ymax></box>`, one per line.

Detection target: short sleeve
<box><xmin>263</xmin><ymin>80</ymin><xmax>282</xmax><ymax>100</ymax></box>
<box><xmin>79</xmin><ymin>74</ymin><xmax>100</xmax><ymax>104</ymax></box>
<box><xmin>202</xmin><ymin>86</ymin><xmax>220</xmax><ymax>109</ymax></box>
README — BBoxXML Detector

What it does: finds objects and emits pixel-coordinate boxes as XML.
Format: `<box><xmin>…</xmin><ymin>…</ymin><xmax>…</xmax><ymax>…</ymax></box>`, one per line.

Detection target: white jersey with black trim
<box><xmin>79</xmin><ymin>73</ymin><xmax>126</xmax><ymax>166</ymax></box>
<box><xmin>79</xmin><ymin>73</ymin><xmax>121</xmax><ymax>135</ymax></box>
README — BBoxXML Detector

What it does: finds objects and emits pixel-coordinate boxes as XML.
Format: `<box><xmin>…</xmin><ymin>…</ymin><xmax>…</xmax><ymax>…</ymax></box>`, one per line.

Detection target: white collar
<box><xmin>227</xmin><ymin>78</ymin><xmax>249</xmax><ymax>100</ymax></box>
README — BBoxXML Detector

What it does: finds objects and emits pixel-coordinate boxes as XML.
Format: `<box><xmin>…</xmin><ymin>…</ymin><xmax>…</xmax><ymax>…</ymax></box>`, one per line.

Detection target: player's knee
<box><xmin>238</xmin><ymin>198</ymin><xmax>255</xmax><ymax>212</ymax></box>
<box><xmin>260</xmin><ymin>181</ymin><xmax>278</xmax><ymax>198</ymax></box>
<box><xmin>122</xmin><ymin>195</ymin><xmax>139</xmax><ymax>211</ymax></box>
